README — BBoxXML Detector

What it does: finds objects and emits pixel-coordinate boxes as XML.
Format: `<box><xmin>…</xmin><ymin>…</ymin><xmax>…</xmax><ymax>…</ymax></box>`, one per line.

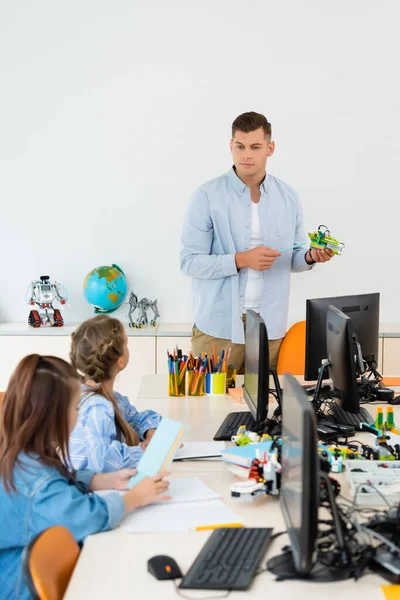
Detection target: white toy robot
<box><xmin>230</xmin><ymin>446</ymin><xmax>282</xmax><ymax>500</ymax></box>
<box><xmin>127</xmin><ymin>292</ymin><xmax>160</xmax><ymax>328</ymax></box>
<box><xmin>26</xmin><ymin>275</ymin><xmax>68</xmax><ymax>328</ymax></box>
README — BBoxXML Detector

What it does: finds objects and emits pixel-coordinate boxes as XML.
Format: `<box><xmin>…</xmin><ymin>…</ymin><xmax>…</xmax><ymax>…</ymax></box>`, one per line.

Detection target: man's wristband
<box><xmin>305</xmin><ymin>248</ymin><xmax>316</xmax><ymax>265</ymax></box>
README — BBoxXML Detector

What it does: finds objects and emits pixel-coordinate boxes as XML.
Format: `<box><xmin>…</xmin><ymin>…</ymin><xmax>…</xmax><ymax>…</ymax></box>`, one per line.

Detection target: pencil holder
<box><xmin>168</xmin><ymin>372</ymin><xmax>186</xmax><ymax>397</ymax></box>
<box><xmin>188</xmin><ymin>371</ymin><xmax>205</xmax><ymax>396</ymax></box>
<box><xmin>205</xmin><ymin>373</ymin><xmax>226</xmax><ymax>395</ymax></box>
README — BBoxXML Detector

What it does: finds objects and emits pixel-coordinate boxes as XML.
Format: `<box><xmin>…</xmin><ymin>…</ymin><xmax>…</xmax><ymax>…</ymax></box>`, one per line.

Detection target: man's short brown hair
<box><xmin>231</xmin><ymin>112</ymin><xmax>272</xmax><ymax>139</ymax></box>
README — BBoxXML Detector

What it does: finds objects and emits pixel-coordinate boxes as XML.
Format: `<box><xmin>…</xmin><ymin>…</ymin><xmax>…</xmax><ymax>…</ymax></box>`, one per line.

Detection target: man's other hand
<box><xmin>307</xmin><ymin>248</ymin><xmax>334</xmax><ymax>264</ymax></box>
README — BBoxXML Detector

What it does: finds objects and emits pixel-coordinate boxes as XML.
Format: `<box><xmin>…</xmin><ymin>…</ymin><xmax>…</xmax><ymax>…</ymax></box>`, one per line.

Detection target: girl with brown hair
<box><xmin>0</xmin><ymin>354</ymin><xmax>170</xmax><ymax>600</ymax></box>
<box><xmin>69</xmin><ymin>314</ymin><xmax>161</xmax><ymax>472</ymax></box>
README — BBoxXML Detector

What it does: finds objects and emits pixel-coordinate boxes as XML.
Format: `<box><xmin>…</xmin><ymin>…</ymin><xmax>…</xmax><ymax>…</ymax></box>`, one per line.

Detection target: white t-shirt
<box><xmin>243</xmin><ymin>201</ymin><xmax>264</xmax><ymax>313</ymax></box>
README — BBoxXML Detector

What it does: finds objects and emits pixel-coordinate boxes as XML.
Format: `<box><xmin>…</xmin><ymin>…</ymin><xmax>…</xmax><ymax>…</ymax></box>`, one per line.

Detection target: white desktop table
<box><xmin>64</xmin><ymin>375</ymin><xmax>395</xmax><ymax>600</ymax></box>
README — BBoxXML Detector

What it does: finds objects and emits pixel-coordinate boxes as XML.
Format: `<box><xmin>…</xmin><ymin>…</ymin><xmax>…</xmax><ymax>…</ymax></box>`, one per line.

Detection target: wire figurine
<box><xmin>127</xmin><ymin>292</ymin><xmax>160</xmax><ymax>328</ymax></box>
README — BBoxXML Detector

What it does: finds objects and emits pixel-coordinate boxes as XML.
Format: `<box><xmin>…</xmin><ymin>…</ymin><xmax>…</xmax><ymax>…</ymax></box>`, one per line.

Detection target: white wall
<box><xmin>1</xmin><ymin>0</ymin><xmax>399</xmax><ymax>326</ymax></box>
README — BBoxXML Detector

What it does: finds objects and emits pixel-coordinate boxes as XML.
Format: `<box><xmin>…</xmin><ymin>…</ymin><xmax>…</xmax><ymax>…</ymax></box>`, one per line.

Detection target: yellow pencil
<box><xmin>195</xmin><ymin>523</ymin><xmax>243</xmax><ymax>531</ymax></box>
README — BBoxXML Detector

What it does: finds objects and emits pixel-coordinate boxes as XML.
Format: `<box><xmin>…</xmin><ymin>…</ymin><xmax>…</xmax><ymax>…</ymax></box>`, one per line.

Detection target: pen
<box><xmin>279</xmin><ymin>241</ymin><xmax>306</xmax><ymax>253</ymax></box>
<box><xmin>195</xmin><ymin>523</ymin><xmax>244</xmax><ymax>531</ymax></box>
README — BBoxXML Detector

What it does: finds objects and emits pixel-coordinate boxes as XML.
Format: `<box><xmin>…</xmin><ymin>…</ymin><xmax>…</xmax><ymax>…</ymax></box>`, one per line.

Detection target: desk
<box><xmin>64</xmin><ymin>375</ymin><xmax>396</xmax><ymax>599</ymax></box>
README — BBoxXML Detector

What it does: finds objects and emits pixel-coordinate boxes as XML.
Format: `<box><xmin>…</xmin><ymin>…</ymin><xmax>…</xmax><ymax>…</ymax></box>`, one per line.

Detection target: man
<box><xmin>180</xmin><ymin>111</ymin><xmax>333</xmax><ymax>372</ymax></box>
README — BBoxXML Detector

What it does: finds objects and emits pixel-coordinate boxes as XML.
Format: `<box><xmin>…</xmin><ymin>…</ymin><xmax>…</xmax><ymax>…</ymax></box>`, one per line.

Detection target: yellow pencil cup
<box><xmin>188</xmin><ymin>371</ymin><xmax>205</xmax><ymax>396</ymax></box>
<box><xmin>205</xmin><ymin>373</ymin><xmax>227</xmax><ymax>395</ymax></box>
<box><xmin>168</xmin><ymin>372</ymin><xmax>186</xmax><ymax>397</ymax></box>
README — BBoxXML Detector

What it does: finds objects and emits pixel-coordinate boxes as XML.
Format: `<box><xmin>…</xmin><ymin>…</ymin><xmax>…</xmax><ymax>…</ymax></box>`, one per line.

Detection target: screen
<box><xmin>244</xmin><ymin>312</ymin><xmax>260</xmax><ymax>417</ymax></box>
<box><xmin>243</xmin><ymin>310</ymin><xmax>269</xmax><ymax>424</ymax></box>
<box><xmin>305</xmin><ymin>292</ymin><xmax>379</xmax><ymax>381</ymax></box>
<box><xmin>41</xmin><ymin>284</ymin><xmax>51</xmax><ymax>291</ymax></box>
<box><xmin>279</xmin><ymin>374</ymin><xmax>318</xmax><ymax>574</ymax></box>
<box><xmin>281</xmin><ymin>386</ymin><xmax>303</xmax><ymax>540</ymax></box>
<box><xmin>326</xmin><ymin>305</ymin><xmax>359</xmax><ymax>413</ymax></box>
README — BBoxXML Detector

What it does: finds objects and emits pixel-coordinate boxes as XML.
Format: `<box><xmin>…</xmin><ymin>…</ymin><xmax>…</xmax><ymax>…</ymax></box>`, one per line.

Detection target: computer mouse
<box><xmin>147</xmin><ymin>555</ymin><xmax>183</xmax><ymax>580</ymax></box>
<box><xmin>389</xmin><ymin>395</ymin><xmax>400</xmax><ymax>405</ymax></box>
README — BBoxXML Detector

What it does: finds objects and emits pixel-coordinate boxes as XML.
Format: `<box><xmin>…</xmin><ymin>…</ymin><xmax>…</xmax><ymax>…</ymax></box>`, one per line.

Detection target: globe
<box><xmin>83</xmin><ymin>264</ymin><xmax>127</xmax><ymax>313</ymax></box>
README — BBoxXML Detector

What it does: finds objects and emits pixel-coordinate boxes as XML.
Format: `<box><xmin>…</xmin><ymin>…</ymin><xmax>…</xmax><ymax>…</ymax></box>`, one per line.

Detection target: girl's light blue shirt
<box><xmin>69</xmin><ymin>385</ymin><xmax>161</xmax><ymax>473</ymax></box>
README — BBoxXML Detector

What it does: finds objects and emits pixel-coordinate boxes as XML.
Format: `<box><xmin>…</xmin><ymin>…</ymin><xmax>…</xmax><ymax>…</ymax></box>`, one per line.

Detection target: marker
<box><xmin>279</xmin><ymin>241</ymin><xmax>306</xmax><ymax>253</ymax></box>
<box><xmin>194</xmin><ymin>523</ymin><xmax>244</xmax><ymax>531</ymax></box>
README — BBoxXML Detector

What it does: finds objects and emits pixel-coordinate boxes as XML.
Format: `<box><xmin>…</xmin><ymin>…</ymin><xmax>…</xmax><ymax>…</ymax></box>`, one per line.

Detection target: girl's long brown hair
<box><xmin>70</xmin><ymin>315</ymin><xmax>139</xmax><ymax>446</ymax></box>
<box><xmin>0</xmin><ymin>354</ymin><xmax>80</xmax><ymax>492</ymax></box>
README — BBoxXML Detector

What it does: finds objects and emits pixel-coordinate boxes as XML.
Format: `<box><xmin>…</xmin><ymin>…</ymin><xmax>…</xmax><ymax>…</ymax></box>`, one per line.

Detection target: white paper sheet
<box><xmin>120</xmin><ymin>499</ymin><xmax>241</xmax><ymax>533</ymax></box>
<box><xmin>173</xmin><ymin>441</ymin><xmax>226</xmax><ymax>461</ymax></box>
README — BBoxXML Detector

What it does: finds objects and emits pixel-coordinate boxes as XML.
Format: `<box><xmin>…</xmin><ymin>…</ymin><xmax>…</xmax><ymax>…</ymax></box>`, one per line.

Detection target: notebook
<box><xmin>223</xmin><ymin>462</ymin><xmax>251</xmax><ymax>479</ymax></box>
<box><xmin>120</xmin><ymin>478</ymin><xmax>241</xmax><ymax>533</ymax></box>
<box><xmin>174</xmin><ymin>441</ymin><xmax>226</xmax><ymax>461</ymax></box>
<box><xmin>128</xmin><ymin>418</ymin><xmax>188</xmax><ymax>488</ymax></box>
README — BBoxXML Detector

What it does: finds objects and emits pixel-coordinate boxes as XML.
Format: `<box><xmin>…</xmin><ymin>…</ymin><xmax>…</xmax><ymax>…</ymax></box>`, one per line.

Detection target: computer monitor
<box><xmin>243</xmin><ymin>309</ymin><xmax>269</xmax><ymax>423</ymax></box>
<box><xmin>326</xmin><ymin>305</ymin><xmax>359</xmax><ymax>413</ymax></box>
<box><xmin>268</xmin><ymin>373</ymin><xmax>318</xmax><ymax>577</ymax></box>
<box><xmin>213</xmin><ymin>310</ymin><xmax>282</xmax><ymax>441</ymax></box>
<box><xmin>305</xmin><ymin>292</ymin><xmax>379</xmax><ymax>381</ymax></box>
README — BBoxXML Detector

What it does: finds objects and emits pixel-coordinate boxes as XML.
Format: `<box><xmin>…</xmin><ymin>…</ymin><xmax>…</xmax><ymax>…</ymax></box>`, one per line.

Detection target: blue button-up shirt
<box><xmin>180</xmin><ymin>167</ymin><xmax>313</xmax><ymax>344</ymax></box>
<box><xmin>69</xmin><ymin>386</ymin><xmax>161</xmax><ymax>473</ymax></box>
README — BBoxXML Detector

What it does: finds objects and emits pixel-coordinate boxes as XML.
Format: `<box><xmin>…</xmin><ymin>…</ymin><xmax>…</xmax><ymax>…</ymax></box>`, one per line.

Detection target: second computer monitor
<box><xmin>269</xmin><ymin>373</ymin><xmax>319</xmax><ymax>576</ymax></box>
<box><xmin>243</xmin><ymin>309</ymin><xmax>269</xmax><ymax>424</ymax></box>
<box><xmin>326</xmin><ymin>304</ymin><xmax>359</xmax><ymax>413</ymax></box>
<box><xmin>305</xmin><ymin>292</ymin><xmax>379</xmax><ymax>380</ymax></box>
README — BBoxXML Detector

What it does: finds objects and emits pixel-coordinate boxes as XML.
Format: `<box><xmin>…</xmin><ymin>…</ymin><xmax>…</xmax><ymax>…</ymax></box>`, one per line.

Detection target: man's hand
<box><xmin>306</xmin><ymin>248</ymin><xmax>334</xmax><ymax>264</ymax></box>
<box><xmin>235</xmin><ymin>246</ymin><xmax>281</xmax><ymax>271</ymax></box>
<box><xmin>90</xmin><ymin>469</ymin><xmax>137</xmax><ymax>491</ymax></box>
<box><xmin>141</xmin><ymin>428</ymin><xmax>157</xmax><ymax>450</ymax></box>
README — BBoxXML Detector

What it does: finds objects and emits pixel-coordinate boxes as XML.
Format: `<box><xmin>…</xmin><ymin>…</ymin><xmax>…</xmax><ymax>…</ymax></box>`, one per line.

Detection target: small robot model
<box><xmin>360</xmin><ymin>407</ymin><xmax>400</xmax><ymax>461</ymax></box>
<box><xmin>231</xmin><ymin>425</ymin><xmax>261</xmax><ymax>446</ymax></box>
<box><xmin>318</xmin><ymin>442</ymin><xmax>364</xmax><ymax>473</ymax></box>
<box><xmin>127</xmin><ymin>292</ymin><xmax>160</xmax><ymax>328</ymax></box>
<box><xmin>308</xmin><ymin>224</ymin><xmax>345</xmax><ymax>255</ymax></box>
<box><xmin>230</xmin><ymin>444</ymin><xmax>282</xmax><ymax>500</ymax></box>
<box><xmin>26</xmin><ymin>275</ymin><xmax>68</xmax><ymax>328</ymax></box>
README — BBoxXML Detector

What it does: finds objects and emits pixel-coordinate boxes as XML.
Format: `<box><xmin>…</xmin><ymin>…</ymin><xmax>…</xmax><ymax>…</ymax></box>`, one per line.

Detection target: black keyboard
<box><xmin>213</xmin><ymin>411</ymin><xmax>257</xmax><ymax>441</ymax></box>
<box><xmin>179</xmin><ymin>527</ymin><xmax>273</xmax><ymax>591</ymax></box>
<box><xmin>329</xmin><ymin>404</ymin><xmax>375</xmax><ymax>429</ymax></box>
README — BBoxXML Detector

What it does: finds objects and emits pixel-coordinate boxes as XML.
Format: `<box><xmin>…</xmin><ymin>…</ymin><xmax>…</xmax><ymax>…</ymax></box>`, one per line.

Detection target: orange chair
<box><xmin>0</xmin><ymin>391</ymin><xmax>4</xmax><ymax>406</ymax></box>
<box><xmin>276</xmin><ymin>320</ymin><xmax>306</xmax><ymax>376</ymax></box>
<box><xmin>23</xmin><ymin>526</ymin><xmax>80</xmax><ymax>600</ymax></box>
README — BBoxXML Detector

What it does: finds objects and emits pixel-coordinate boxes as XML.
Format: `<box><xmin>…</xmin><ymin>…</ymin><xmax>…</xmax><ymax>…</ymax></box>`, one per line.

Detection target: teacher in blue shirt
<box><xmin>180</xmin><ymin>111</ymin><xmax>333</xmax><ymax>372</ymax></box>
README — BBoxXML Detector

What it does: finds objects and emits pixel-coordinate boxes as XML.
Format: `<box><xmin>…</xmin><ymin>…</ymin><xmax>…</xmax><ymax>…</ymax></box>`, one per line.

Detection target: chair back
<box><xmin>276</xmin><ymin>320</ymin><xmax>306</xmax><ymax>376</ymax></box>
<box><xmin>23</xmin><ymin>526</ymin><xmax>80</xmax><ymax>600</ymax></box>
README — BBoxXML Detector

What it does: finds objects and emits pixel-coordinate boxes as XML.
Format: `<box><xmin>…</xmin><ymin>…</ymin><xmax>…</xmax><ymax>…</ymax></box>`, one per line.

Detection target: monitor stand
<box><xmin>267</xmin><ymin>550</ymin><xmax>353</xmax><ymax>582</ymax></box>
<box><xmin>267</xmin><ymin>472</ymin><xmax>352</xmax><ymax>582</ymax></box>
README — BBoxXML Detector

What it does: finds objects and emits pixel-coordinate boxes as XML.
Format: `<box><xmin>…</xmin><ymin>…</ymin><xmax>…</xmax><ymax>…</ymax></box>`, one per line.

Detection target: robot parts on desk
<box><xmin>230</xmin><ymin>443</ymin><xmax>282</xmax><ymax>501</ymax></box>
<box><xmin>26</xmin><ymin>275</ymin><xmax>68</xmax><ymax>328</ymax></box>
<box><xmin>127</xmin><ymin>291</ymin><xmax>160</xmax><ymax>328</ymax></box>
<box><xmin>308</xmin><ymin>224</ymin><xmax>345</xmax><ymax>255</ymax></box>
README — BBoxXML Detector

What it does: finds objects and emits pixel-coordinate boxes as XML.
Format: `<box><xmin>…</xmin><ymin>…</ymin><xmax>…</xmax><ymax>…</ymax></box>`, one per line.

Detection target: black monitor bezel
<box><xmin>280</xmin><ymin>373</ymin><xmax>319</xmax><ymax>575</ymax></box>
<box><xmin>305</xmin><ymin>292</ymin><xmax>380</xmax><ymax>381</ymax></box>
<box><xmin>243</xmin><ymin>309</ymin><xmax>269</xmax><ymax>424</ymax></box>
<box><xmin>326</xmin><ymin>305</ymin><xmax>359</xmax><ymax>413</ymax></box>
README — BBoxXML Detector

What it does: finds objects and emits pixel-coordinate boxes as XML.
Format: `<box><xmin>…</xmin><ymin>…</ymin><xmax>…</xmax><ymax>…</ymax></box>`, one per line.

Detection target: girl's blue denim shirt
<box><xmin>0</xmin><ymin>453</ymin><xmax>124</xmax><ymax>600</ymax></box>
